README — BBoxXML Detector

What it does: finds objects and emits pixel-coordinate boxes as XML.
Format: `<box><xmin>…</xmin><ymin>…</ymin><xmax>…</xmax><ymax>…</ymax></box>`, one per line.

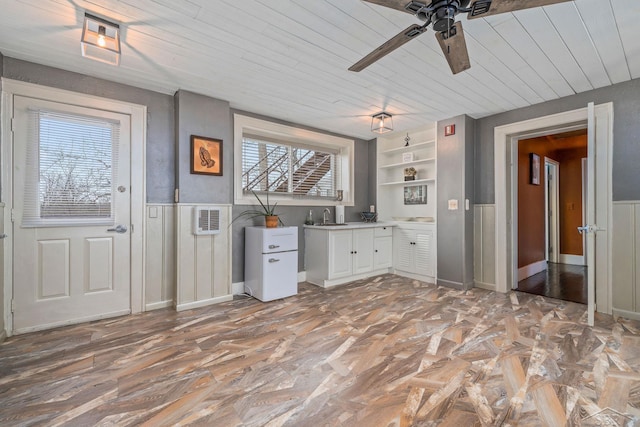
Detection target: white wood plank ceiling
<box><xmin>0</xmin><ymin>0</ymin><xmax>637</xmax><ymax>139</ymax></box>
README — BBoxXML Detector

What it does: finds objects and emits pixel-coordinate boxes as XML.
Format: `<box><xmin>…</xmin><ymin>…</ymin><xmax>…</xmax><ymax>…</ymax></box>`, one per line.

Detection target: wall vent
<box><xmin>193</xmin><ymin>207</ymin><xmax>221</xmax><ymax>235</ymax></box>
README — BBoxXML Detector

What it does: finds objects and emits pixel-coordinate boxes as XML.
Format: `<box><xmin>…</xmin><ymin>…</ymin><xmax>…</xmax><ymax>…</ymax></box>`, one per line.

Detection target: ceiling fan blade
<box><xmin>361</xmin><ymin>0</ymin><xmax>416</xmax><ymax>14</ymax></box>
<box><xmin>435</xmin><ymin>22</ymin><xmax>471</xmax><ymax>75</ymax></box>
<box><xmin>349</xmin><ymin>24</ymin><xmax>428</xmax><ymax>72</ymax></box>
<box><xmin>467</xmin><ymin>0</ymin><xmax>573</xmax><ymax>19</ymax></box>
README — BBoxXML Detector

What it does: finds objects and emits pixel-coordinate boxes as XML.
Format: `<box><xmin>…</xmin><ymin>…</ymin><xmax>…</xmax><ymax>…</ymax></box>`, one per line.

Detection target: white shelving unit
<box><xmin>376</xmin><ymin>125</ymin><xmax>437</xmax><ymax>223</ymax></box>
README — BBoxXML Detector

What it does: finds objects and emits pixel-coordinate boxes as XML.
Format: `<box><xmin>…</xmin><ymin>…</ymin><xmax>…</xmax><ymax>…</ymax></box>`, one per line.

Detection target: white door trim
<box><xmin>1</xmin><ymin>78</ymin><xmax>147</xmax><ymax>336</ymax></box>
<box><xmin>494</xmin><ymin>105</ymin><xmax>612</xmax><ymax>315</ymax></box>
<box><xmin>544</xmin><ymin>158</ymin><xmax>560</xmax><ymax>264</ymax></box>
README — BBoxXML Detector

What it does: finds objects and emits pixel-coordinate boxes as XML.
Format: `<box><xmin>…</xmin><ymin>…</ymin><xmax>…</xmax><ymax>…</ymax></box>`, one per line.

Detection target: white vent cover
<box><xmin>193</xmin><ymin>207</ymin><xmax>221</xmax><ymax>235</ymax></box>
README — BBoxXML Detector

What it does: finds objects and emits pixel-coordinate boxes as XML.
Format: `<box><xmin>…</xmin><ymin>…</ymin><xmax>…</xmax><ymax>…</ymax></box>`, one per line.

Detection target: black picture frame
<box><xmin>530</xmin><ymin>153</ymin><xmax>540</xmax><ymax>185</ymax></box>
<box><xmin>190</xmin><ymin>135</ymin><xmax>222</xmax><ymax>176</ymax></box>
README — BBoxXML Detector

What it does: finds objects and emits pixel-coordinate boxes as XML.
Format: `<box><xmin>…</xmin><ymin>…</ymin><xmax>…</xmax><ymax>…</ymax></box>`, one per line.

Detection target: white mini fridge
<box><xmin>244</xmin><ymin>226</ymin><xmax>298</xmax><ymax>301</ymax></box>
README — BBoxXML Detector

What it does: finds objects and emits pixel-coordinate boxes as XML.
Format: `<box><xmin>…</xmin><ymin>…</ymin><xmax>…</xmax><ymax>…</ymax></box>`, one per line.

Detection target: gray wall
<box><xmin>175</xmin><ymin>90</ymin><xmax>232</xmax><ymax>204</ymax></box>
<box><xmin>2</xmin><ymin>58</ymin><xmax>176</xmax><ymax>203</ymax></box>
<box><xmin>437</xmin><ymin>115</ymin><xmax>475</xmax><ymax>290</ymax></box>
<box><xmin>475</xmin><ymin>77</ymin><xmax>640</xmax><ymax>204</ymax></box>
<box><xmin>229</xmin><ymin>109</ymin><xmax>372</xmax><ymax>283</ymax></box>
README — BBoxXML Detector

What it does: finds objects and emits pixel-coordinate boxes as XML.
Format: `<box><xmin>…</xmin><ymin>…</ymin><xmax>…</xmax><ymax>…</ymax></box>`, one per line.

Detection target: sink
<box><xmin>313</xmin><ymin>223</ymin><xmax>349</xmax><ymax>226</ymax></box>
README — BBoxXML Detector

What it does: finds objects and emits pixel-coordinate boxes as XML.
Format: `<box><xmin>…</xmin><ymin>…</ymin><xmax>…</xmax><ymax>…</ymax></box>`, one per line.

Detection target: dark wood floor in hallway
<box><xmin>517</xmin><ymin>262</ymin><xmax>587</xmax><ymax>304</ymax></box>
<box><xmin>1</xmin><ymin>274</ymin><xmax>639</xmax><ymax>426</ymax></box>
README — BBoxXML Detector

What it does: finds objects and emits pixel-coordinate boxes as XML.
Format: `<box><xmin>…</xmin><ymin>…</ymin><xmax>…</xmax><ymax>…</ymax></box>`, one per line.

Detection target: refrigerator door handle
<box><xmin>268</xmin><ymin>244</ymin><xmax>280</xmax><ymax>249</ymax></box>
<box><xmin>268</xmin><ymin>258</ymin><xmax>280</xmax><ymax>263</ymax></box>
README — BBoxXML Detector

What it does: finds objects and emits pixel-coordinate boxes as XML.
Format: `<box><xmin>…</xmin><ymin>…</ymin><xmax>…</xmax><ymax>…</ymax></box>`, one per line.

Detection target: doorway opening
<box><xmin>515</xmin><ymin>130</ymin><xmax>588</xmax><ymax>304</ymax></box>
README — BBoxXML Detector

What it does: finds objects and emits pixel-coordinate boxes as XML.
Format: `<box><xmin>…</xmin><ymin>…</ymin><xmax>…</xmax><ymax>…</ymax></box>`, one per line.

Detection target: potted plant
<box><xmin>404</xmin><ymin>166</ymin><xmax>417</xmax><ymax>181</ymax></box>
<box><xmin>233</xmin><ymin>191</ymin><xmax>283</xmax><ymax>228</ymax></box>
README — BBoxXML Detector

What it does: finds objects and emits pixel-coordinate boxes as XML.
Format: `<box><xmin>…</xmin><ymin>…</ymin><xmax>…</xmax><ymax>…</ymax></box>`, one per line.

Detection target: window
<box><xmin>234</xmin><ymin>114</ymin><xmax>354</xmax><ymax>206</ymax></box>
<box><xmin>22</xmin><ymin>110</ymin><xmax>120</xmax><ymax>226</ymax></box>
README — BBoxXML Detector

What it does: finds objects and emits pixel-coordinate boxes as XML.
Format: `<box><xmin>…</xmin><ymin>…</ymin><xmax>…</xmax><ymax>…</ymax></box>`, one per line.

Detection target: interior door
<box><xmin>12</xmin><ymin>95</ymin><xmax>131</xmax><ymax>333</ymax></box>
<box><xmin>584</xmin><ymin>103</ymin><xmax>596</xmax><ymax>326</ymax></box>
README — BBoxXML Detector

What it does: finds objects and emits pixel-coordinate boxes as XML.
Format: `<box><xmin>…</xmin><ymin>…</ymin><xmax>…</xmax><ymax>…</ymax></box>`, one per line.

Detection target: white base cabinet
<box><xmin>393</xmin><ymin>223</ymin><xmax>436</xmax><ymax>283</ymax></box>
<box><xmin>305</xmin><ymin>223</ymin><xmax>394</xmax><ymax>288</ymax></box>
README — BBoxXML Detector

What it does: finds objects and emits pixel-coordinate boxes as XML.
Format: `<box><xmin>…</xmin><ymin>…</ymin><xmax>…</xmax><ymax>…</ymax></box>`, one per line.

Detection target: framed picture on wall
<box><xmin>530</xmin><ymin>153</ymin><xmax>540</xmax><ymax>185</ymax></box>
<box><xmin>191</xmin><ymin>135</ymin><xmax>222</xmax><ymax>176</ymax></box>
<box><xmin>404</xmin><ymin>185</ymin><xmax>427</xmax><ymax>205</ymax></box>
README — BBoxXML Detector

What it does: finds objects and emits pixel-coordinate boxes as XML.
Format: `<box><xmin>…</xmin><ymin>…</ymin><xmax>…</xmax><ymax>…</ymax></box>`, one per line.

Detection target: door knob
<box><xmin>107</xmin><ymin>225</ymin><xmax>128</xmax><ymax>234</ymax></box>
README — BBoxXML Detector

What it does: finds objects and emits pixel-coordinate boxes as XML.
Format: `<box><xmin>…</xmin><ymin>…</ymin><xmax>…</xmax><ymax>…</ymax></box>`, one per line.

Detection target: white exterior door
<box><xmin>12</xmin><ymin>95</ymin><xmax>132</xmax><ymax>333</ymax></box>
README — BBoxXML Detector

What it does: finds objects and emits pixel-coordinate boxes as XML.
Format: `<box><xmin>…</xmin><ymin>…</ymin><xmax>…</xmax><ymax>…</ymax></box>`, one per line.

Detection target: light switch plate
<box><xmin>448</xmin><ymin>199</ymin><xmax>458</xmax><ymax>210</ymax></box>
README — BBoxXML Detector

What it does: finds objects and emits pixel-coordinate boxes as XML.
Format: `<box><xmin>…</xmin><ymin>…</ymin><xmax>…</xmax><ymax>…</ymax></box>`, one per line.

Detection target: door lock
<box><xmin>107</xmin><ymin>225</ymin><xmax>128</xmax><ymax>234</ymax></box>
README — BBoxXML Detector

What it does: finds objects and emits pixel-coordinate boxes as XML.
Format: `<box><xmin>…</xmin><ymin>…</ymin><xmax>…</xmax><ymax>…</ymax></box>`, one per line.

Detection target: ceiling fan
<box><xmin>349</xmin><ymin>0</ymin><xmax>573</xmax><ymax>74</ymax></box>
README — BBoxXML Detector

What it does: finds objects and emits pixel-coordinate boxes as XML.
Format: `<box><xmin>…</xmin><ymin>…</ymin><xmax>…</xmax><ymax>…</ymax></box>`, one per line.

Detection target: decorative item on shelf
<box><xmin>404</xmin><ymin>185</ymin><xmax>427</xmax><ymax>205</ymax></box>
<box><xmin>404</xmin><ymin>133</ymin><xmax>411</xmax><ymax>147</ymax></box>
<box><xmin>404</xmin><ymin>166</ymin><xmax>417</xmax><ymax>181</ymax></box>
<box><xmin>360</xmin><ymin>212</ymin><xmax>378</xmax><ymax>223</ymax></box>
<box><xmin>402</xmin><ymin>152</ymin><xmax>414</xmax><ymax>163</ymax></box>
<box><xmin>232</xmin><ymin>191</ymin><xmax>284</xmax><ymax>228</ymax></box>
<box><xmin>371</xmin><ymin>112</ymin><xmax>393</xmax><ymax>134</ymax></box>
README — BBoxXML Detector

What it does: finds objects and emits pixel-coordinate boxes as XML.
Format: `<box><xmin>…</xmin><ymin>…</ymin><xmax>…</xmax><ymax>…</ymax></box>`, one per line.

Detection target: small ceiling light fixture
<box><xmin>81</xmin><ymin>13</ymin><xmax>121</xmax><ymax>65</ymax></box>
<box><xmin>371</xmin><ymin>112</ymin><xmax>393</xmax><ymax>134</ymax></box>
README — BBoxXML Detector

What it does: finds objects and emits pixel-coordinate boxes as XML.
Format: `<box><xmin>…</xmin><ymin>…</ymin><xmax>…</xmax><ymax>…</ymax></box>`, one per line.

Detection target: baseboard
<box><xmin>559</xmin><ymin>254</ymin><xmax>585</xmax><ymax>266</ymax></box>
<box><xmin>437</xmin><ymin>278</ymin><xmax>474</xmax><ymax>291</ymax></box>
<box><xmin>518</xmin><ymin>260</ymin><xmax>547</xmax><ymax>281</ymax></box>
<box><xmin>175</xmin><ymin>295</ymin><xmax>233</xmax><ymax>312</ymax></box>
<box><xmin>145</xmin><ymin>300</ymin><xmax>174</xmax><ymax>311</ymax></box>
<box><xmin>308</xmin><ymin>269</ymin><xmax>392</xmax><ymax>288</ymax></box>
<box><xmin>612</xmin><ymin>308</ymin><xmax>640</xmax><ymax>322</ymax></box>
<box><xmin>474</xmin><ymin>280</ymin><xmax>496</xmax><ymax>291</ymax></box>
<box><xmin>392</xmin><ymin>270</ymin><xmax>436</xmax><ymax>285</ymax></box>
<box><xmin>232</xmin><ymin>281</ymin><xmax>244</xmax><ymax>295</ymax></box>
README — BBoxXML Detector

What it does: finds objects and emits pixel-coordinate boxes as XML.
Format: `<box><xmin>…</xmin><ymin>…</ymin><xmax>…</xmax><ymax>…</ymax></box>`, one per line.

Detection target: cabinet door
<box><xmin>353</xmin><ymin>228</ymin><xmax>374</xmax><ymax>274</ymax></box>
<box><xmin>328</xmin><ymin>230</ymin><xmax>353</xmax><ymax>279</ymax></box>
<box><xmin>414</xmin><ymin>229</ymin><xmax>435</xmax><ymax>277</ymax></box>
<box><xmin>374</xmin><ymin>236</ymin><xmax>393</xmax><ymax>269</ymax></box>
<box><xmin>393</xmin><ymin>228</ymin><xmax>414</xmax><ymax>272</ymax></box>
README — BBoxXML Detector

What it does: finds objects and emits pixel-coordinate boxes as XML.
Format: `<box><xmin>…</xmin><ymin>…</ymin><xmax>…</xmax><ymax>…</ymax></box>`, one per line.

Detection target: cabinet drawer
<box><xmin>375</xmin><ymin>226</ymin><xmax>393</xmax><ymax>237</ymax></box>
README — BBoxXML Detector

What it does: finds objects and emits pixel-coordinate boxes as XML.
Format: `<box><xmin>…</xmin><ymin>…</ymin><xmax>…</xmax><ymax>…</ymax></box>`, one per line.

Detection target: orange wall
<box><xmin>557</xmin><ymin>145</ymin><xmax>587</xmax><ymax>255</ymax></box>
<box><xmin>517</xmin><ymin>139</ymin><xmax>552</xmax><ymax>268</ymax></box>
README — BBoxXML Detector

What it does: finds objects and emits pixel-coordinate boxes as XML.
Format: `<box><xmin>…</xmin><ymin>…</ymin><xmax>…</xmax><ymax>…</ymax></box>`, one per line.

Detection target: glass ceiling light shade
<box><xmin>371</xmin><ymin>112</ymin><xmax>393</xmax><ymax>134</ymax></box>
<box><xmin>81</xmin><ymin>13</ymin><xmax>121</xmax><ymax>65</ymax></box>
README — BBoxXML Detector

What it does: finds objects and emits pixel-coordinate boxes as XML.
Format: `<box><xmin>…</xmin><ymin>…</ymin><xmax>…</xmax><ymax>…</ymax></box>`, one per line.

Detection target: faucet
<box><xmin>323</xmin><ymin>208</ymin><xmax>331</xmax><ymax>225</ymax></box>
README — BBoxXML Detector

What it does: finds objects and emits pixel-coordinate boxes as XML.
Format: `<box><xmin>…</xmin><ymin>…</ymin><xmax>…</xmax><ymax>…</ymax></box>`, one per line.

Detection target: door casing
<box><xmin>494</xmin><ymin>104</ymin><xmax>613</xmax><ymax>315</ymax></box>
<box><xmin>1</xmin><ymin>78</ymin><xmax>147</xmax><ymax>336</ymax></box>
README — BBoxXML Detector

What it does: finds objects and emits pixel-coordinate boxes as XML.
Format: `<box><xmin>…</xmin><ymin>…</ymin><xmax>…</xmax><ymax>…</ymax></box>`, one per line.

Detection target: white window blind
<box><xmin>22</xmin><ymin>110</ymin><xmax>120</xmax><ymax>227</ymax></box>
<box><xmin>242</xmin><ymin>135</ymin><xmax>340</xmax><ymax>200</ymax></box>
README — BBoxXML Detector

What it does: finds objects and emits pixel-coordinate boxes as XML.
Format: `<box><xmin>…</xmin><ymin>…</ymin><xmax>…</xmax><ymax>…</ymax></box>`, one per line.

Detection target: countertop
<box><xmin>303</xmin><ymin>221</ymin><xmax>396</xmax><ymax>230</ymax></box>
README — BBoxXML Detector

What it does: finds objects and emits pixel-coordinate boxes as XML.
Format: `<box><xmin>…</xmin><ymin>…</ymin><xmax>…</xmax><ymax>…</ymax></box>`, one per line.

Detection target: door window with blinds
<box><xmin>234</xmin><ymin>114</ymin><xmax>354</xmax><ymax>206</ymax></box>
<box><xmin>22</xmin><ymin>110</ymin><xmax>120</xmax><ymax>226</ymax></box>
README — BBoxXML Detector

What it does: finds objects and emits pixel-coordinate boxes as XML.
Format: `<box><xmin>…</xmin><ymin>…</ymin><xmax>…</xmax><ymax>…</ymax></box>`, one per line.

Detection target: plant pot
<box><xmin>265</xmin><ymin>215</ymin><xmax>279</xmax><ymax>228</ymax></box>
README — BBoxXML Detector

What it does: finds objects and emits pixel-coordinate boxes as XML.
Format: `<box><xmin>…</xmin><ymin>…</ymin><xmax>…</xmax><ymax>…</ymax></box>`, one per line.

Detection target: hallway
<box><xmin>517</xmin><ymin>262</ymin><xmax>587</xmax><ymax>304</ymax></box>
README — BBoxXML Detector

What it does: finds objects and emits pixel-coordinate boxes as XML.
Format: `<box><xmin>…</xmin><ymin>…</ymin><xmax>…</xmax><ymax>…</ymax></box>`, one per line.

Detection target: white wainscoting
<box><xmin>0</xmin><ymin>203</ymin><xmax>5</xmax><ymax>342</ymax></box>
<box><xmin>612</xmin><ymin>202</ymin><xmax>640</xmax><ymax>320</ymax></box>
<box><xmin>145</xmin><ymin>204</ymin><xmax>176</xmax><ymax>311</ymax></box>
<box><xmin>175</xmin><ymin>204</ymin><xmax>232</xmax><ymax>311</ymax></box>
<box><xmin>474</xmin><ymin>204</ymin><xmax>496</xmax><ymax>291</ymax></box>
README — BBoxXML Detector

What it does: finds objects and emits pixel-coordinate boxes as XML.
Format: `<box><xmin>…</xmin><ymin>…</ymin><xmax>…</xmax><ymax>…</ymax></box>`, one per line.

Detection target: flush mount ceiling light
<box><xmin>371</xmin><ymin>112</ymin><xmax>393</xmax><ymax>134</ymax></box>
<box><xmin>81</xmin><ymin>13</ymin><xmax>121</xmax><ymax>65</ymax></box>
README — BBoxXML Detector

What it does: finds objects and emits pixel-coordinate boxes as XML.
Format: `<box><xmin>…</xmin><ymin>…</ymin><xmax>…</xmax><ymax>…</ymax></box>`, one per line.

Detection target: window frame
<box><xmin>234</xmin><ymin>114</ymin><xmax>354</xmax><ymax>206</ymax></box>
